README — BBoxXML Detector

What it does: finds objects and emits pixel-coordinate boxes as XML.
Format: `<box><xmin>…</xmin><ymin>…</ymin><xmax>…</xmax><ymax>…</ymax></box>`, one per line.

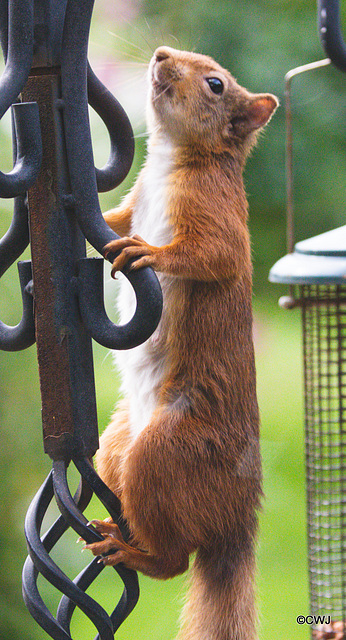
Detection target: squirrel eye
<box><xmin>206</xmin><ymin>77</ymin><xmax>224</xmax><ymax>95</ymax></box>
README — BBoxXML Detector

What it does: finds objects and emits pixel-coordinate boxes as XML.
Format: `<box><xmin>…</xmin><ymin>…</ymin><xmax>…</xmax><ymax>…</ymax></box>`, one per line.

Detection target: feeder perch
<box><xmin>270</xmin><ymin>1</ymin><xmax>346</xmax><ymax>637</ymax></box>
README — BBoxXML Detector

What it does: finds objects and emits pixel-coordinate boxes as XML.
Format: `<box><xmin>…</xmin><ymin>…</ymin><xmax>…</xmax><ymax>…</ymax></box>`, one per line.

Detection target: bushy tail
<box><xmin>177</xmin><ymin>540</ymin><xmax>258</xmax><ymax>640</ymax></box>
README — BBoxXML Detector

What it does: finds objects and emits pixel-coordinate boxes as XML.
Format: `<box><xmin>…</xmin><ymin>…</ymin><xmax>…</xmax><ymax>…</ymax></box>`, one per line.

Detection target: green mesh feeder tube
<box><xmin>270</xmin><ymin>228</ymin><xmax>346</xmax><ymax>638</ymax></box>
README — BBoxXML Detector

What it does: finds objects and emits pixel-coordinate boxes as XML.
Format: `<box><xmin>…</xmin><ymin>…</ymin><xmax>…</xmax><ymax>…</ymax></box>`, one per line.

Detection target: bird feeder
<box><xmin>270</xmin><ymin>1</ymin><xmax>346</xmax><ymax>637</ymax></box>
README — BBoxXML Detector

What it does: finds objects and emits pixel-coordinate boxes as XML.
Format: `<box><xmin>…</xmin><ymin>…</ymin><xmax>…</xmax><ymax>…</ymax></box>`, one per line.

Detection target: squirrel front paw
<box><xmin>103</xmin><ymin>235</ymin><xmax>158</xmax><ymax>277</ymax></box>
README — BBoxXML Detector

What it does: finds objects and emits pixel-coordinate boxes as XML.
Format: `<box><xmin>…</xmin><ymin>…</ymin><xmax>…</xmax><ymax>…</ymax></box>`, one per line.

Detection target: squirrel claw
<box><xmin>97</xmin><ymin>550</ymin><xmax>127</xmax><ymax>567</ymax></box>
<box><xmin>103</xmin><ymin>236</ymin><xmax>155</xmax><ymax>275</ymax></box>
<box><xmin>82</xmin><ymin>519</ymin><xmax>140</xmax><ymax>569</ymax></box>
<box><xmin>82</xmin><ymin>519</ymin><xmax>128</xmax><ymax>559</ymax></box>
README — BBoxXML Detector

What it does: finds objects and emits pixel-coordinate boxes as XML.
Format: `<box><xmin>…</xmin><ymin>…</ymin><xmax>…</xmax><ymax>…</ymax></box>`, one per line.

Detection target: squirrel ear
<box><xmin>245</xmin><ymin>94</ymin><xmax>279</xmax><ymax>131</ymax></box>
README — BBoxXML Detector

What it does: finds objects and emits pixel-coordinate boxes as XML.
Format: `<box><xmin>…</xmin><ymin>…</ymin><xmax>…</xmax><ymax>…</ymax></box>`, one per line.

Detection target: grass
<box><xmin>255</xmin><ymin>299</ymin><xmax>309</xmax><ymax>639</ymax></box>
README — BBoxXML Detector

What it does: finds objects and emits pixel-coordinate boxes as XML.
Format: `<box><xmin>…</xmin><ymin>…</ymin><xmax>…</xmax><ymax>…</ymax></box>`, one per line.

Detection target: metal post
<box><xmin>0</xmin><ymin>0</ymin><xmax>163</xmax><ymax>637</ymax></box>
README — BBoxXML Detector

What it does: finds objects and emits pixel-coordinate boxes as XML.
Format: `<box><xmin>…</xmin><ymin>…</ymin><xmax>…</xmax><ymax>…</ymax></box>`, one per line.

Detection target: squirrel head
<box><xmin>147</xmin><ymin>46</ymin><xmax>278</xmax><ymax>159</ymax></box>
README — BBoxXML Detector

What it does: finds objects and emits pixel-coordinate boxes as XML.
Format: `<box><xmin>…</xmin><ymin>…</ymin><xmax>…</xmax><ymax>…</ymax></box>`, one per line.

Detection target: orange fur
<box><xmin>90</xmin><ymin>47</ymin><xmax>278</xmax><ymax>639</ymax></box>
<box><xmin>96</xmin><ymin>400</ymin><xmax>132</xmax><ymax>497</ymax></box>
<box><xmin>103</xmin><ymin>182</ymin><xmax>141</xmax><ymax>236</ymax></box>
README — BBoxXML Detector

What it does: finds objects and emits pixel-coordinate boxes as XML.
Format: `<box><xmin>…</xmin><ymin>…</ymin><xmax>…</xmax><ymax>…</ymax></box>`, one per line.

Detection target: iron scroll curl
<box><xmin>0</xmin><ymin>0</ymin><xmax>40</xmax><ymax>349</ymax></box>
<box><xmin>59</xmin><ymin>0</ymin><xmax>163</xmax><ymax>346</ymax></box>
<box><xmin>318</xmin><ymin>0</ymin><xmax>346</xmax><ymax>72</ymax></box>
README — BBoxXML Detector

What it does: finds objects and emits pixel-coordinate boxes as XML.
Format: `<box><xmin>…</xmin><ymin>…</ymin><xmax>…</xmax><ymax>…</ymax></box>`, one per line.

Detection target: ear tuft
<box><xmin>246</xmin><ymin>94</ymin><xmax>279</xmax><ymax>131</ymax></box>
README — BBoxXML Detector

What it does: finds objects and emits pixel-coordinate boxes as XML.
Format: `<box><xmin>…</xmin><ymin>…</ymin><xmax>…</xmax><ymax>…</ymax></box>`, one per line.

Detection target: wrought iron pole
<box><xmin>0</xmin><ymin>0</ymin><xmax>163</xmax><ymax>637</ymax></box>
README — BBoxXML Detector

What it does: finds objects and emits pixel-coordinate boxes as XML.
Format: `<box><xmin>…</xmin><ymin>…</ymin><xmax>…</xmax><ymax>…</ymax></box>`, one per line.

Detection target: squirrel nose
<box><xmin>154</xmin><ymin>47</ymin><xmax>173</xmax><ymax>63</ymax></box>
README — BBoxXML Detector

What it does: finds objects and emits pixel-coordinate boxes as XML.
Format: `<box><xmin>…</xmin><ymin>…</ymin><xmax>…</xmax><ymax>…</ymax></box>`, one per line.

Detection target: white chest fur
<box><xmin>115</xmin><ymin>137</ymin><xmax>174</xmax><ymax>439</ymax></box>
<box><xmin>132</xmin><ymin>137</ymin><xmax>174</xmax><ymax>245</ymax></box>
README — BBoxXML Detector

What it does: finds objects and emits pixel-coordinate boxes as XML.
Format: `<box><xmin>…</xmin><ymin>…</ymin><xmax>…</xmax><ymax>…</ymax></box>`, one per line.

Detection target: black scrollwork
<box><xmin>0</xmin><ymin>0</ymin><xmax>162</xmax><ymax>637</ymax></box>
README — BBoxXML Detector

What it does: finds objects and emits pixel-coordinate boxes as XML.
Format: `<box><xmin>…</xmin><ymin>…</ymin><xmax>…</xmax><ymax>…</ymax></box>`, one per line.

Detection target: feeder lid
<box><xmin>295</xmin><ymin>225</ymin><xmax>346</xmax><ymax>256</ymax></box>
<box><xmin>269</xmin><ymin>225</ymin><xmax>346</xmax><ymax>284</ymax></box>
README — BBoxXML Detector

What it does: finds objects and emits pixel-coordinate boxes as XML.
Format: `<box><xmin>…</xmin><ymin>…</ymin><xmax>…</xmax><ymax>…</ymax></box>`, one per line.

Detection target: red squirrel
<box><xmin>84</xmin><ymin>46</ymin><xmax>278</xmax><ymax>640</ymax></box>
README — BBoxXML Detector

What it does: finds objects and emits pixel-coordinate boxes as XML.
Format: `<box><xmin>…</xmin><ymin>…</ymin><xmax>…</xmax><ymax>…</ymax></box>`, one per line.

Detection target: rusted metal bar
<box><xmin>22</xmin><ymin>71</ymin><xmax>98</xmax><ymax>461</ymax></box>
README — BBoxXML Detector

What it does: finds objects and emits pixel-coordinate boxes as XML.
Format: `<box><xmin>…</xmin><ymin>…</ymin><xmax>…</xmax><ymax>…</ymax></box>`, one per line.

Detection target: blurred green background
<box><xmin>1</xmin><ymin>0</ymin><xmax>346</xmax><ymax>638</ymax></box>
